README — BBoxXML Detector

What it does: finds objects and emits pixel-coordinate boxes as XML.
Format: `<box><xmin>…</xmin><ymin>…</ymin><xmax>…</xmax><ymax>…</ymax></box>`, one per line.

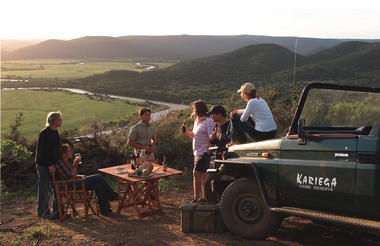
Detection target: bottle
<box><xmin>181</xmin><ymin>120</ymin><xmax>187</xmax><ymax>133</ymax></box>
<box><xmin>135</xmin><ymin>149</ymin><xmax>141</xmax><ymax>168</ymax></box>
<box><xmin>162</xmin><ymin>155</ymin><xmax>168</xmax><ymax>171</ymax></box>
<box><xmin>140</xmin><ymin>149</ymin><xmax>146</xmax><ymax>163</ymax></box>
<box><xmin>130</xmin><ymin>153</ymin><xmax>136</xmax><ymax>170</ymax></box>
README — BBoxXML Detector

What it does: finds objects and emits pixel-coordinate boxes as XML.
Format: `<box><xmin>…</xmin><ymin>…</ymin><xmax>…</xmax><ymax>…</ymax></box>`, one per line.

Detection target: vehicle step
<box><xmin>271</xmin><ymin>207</ymin><xmax>380</xmax><ymax>230</ymax></box>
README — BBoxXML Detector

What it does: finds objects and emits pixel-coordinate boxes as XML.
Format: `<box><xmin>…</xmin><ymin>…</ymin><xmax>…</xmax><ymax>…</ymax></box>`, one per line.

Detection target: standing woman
<box><xmin>228</xmin><ymin>82</ymin><xmax>277</xmax><ymax>145</ymax></box>
<box><xmin>182</xmin><ymin>100</ymin><xmax>215</xmax><ymax>202</ymax></box>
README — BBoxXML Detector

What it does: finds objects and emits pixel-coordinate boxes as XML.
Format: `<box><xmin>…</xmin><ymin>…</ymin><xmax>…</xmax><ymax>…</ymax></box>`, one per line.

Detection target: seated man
<box><xmin>54</xmin><ymin>144</ymin><xmax>120</xmax><ymax>216</ymax></box>
<box><xmin>128</xmin><ymin>107</ymin><xmax>157</xmax><ymax>161</ymax></box>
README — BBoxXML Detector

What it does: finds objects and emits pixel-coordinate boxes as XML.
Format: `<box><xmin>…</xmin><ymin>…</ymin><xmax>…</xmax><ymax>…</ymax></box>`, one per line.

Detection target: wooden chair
<box><xmin>52</xmin><ymin>175</ymin><xmax>99</xmax><ymax>221</ymax></box>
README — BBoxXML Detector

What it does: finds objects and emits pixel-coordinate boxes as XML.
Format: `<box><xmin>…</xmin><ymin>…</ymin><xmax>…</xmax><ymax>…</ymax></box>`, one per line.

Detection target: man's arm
<box><xmin>128</xmin><ymin>139</ymin><xmax>145</xmax><ymax>150</ymax></box>
<box><xmin>148</xmin><ymin>130</ymin><xmax>157</xmax><ymax>153</ymax></box>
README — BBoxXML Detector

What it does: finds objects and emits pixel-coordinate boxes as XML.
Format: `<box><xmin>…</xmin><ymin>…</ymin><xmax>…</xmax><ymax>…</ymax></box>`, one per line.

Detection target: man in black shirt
<box><xmin>205</xmin><ymin>105</ymin><xmax>230</xmax><ymax>203</ymax></box>
<box><xmin>35</xmin><ymin>112</ymin><xmax>62</xmax><ymax>218</ymax></box>
<box><xmin>208</xmin><ymin>105</ymin><xmax>230</xmax><ymax>151</ymax></box>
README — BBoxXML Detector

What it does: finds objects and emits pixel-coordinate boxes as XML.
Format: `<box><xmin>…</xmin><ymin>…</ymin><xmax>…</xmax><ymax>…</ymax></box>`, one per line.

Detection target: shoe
<box><xmin>38</xmin><ymin>209</ymin><xmax>51</xmax><ymax>217</ymax></box>
<box><xmin>44</xmin><ymin>214</ymin><xmax>59</xmax><ymax>220</ymax></box>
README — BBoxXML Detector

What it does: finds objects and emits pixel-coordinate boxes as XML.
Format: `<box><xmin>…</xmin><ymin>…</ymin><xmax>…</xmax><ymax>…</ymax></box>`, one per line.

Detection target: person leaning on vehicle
<box><xmin>227</xmin><ymin>82</ymin><xmax>277</xmax><ymax>146</ymax></box>
<box><xmin>128</xmin><ymin>107</ymin><xmax>157</xmax><ymax>161</ymax></box>
<box><xmin>205</xmin><ymin>105</ymin><xmax>230</xmax><ymax>203</ymax></box>
<box><xmin>208</xmin><ymin>105</ymin><xmax>230</xmax><ymax>152</ymax></box>
<box><xmin>35</xmin><ymin>111</ymin><xmax>62</xmax><ymax>219</ymax></box>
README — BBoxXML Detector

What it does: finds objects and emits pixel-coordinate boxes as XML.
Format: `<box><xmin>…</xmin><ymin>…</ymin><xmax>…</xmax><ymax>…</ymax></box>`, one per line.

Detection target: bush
<box><xmin>1</xmin><ymin>139</ymin><xmax>32</xmax><ymax>195</ymax></box>
<box><xmin>154</xmin><ymin>110</ymin><xmax>193</xmax><ymax>170</ymax></box>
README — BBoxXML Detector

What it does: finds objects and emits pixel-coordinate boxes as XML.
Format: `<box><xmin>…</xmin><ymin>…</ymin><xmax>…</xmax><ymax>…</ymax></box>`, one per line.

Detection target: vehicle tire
<box><xmin>220</xmin><ymin>178</ymin><xmax>280</xmax><ymax>239</ymax></box>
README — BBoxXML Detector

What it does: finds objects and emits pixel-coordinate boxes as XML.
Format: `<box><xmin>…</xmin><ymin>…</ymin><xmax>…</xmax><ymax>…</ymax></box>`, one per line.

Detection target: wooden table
<box><xmin>98</xmin><ymin>163</ymin><xmax>182</xmax><ymax>219</ymax></box>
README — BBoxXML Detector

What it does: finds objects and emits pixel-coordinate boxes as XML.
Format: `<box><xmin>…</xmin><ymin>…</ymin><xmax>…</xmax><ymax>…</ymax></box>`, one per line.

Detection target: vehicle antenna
<box><xmin>292</xmin><ymin>38</ymin><xmax>298</xmax><ymax>102</ymax></box>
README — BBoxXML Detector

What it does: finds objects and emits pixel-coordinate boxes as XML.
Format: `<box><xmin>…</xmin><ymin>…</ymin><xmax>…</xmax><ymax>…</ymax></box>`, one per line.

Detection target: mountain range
<box><xmin>61</xmin><ymin>41</ymin><xmax>380</xmax><ymax>103</ymax></box>
<box><xmin>3</xmin><ymin>40</ymin><xmax>379</xmax><ymax>104</ymax></box>
<box><xmin>2</xmin><ymin>35</ymin><xmax>380</xmax><ymax>61</ymax></box>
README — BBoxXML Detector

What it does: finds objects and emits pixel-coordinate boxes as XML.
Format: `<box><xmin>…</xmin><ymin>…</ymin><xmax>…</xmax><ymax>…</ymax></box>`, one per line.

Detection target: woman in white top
<box><xmin>228</xmin><ymin>82</ymin><xmax>277</xmax><ymax>145</ymax></box>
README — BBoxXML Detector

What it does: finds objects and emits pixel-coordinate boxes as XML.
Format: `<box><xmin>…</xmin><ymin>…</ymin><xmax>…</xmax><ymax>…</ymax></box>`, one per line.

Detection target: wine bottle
<box><xmin>162</xmin><ymin>155</ymin><xmax>168</xmax><ymax>171</ymax></box>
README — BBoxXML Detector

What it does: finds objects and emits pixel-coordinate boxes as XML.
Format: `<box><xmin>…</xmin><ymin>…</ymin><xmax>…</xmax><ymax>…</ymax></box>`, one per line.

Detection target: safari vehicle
<box><xmin>210</xmin><ymin>83</ymin><xmax>380</xmax><ymax>239</ymax></box>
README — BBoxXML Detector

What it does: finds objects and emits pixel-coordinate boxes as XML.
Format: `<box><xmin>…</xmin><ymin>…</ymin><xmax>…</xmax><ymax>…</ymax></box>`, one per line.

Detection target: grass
<box><xmin>1</xmin><ymin>89</ymin><xmax>162</xmax><ymax>140</ymax></box>
<box><xmin>159</xmin><ymin>177</ymin><xmax>180</xmax><ymax>193</ymax></box>
<box><xmin>10</xmin><ymin>210</ymin><xmax>25</xmax><ymax>216</ymax></box>
<box><xmin>22</xmin><ymin>226</ymin><xmax>53</xmax><ymax>240</ymax></box>
<box><xmin>1</xmin><ymin>59</ymin><xmax>176</xmax><ymax>79</ymax></box>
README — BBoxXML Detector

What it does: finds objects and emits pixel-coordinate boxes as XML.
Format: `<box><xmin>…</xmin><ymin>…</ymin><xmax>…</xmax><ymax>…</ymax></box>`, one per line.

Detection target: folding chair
<box><xmin>52</xmin><ymin>175</ymin><xmax>99</xmax><ymax>221</ymax></box>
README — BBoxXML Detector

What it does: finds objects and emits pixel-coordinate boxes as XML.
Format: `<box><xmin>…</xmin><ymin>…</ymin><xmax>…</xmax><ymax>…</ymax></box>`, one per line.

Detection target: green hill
<box><xmin>4</xmin><ymin>42</ymin><xmax>380</xmax><ymax>104</ymax></box>
<box><xmin>288</xmin><ymin>42</ymin><xmax>380</xmax><ymax>82</ymax></box>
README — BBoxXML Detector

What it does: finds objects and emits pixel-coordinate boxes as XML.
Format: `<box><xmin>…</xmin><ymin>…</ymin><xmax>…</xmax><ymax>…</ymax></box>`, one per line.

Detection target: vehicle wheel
<box><xmin>220</xmin><ymin>178</ymin><xmax>280</xmax><ymax>239</ymax></box>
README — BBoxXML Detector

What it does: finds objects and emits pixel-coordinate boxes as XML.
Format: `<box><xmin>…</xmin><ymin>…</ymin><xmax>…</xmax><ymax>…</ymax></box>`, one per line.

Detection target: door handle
<box><xmin>335</xmin><ymin>153</ymin><xmax>349</xmax><ymax>158</ymax></box>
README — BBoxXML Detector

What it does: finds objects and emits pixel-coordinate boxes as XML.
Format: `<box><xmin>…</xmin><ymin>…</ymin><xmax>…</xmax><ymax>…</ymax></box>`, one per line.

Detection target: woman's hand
<box><xmin>73</xmin><ymin>155</ymin><xmax>81</xmax><ymax>167</ymax></box>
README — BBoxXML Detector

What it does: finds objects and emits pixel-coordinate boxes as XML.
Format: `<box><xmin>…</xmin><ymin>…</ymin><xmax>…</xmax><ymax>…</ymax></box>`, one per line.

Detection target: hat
<box><xmin>206</xmin><ymin>105</ymin><xmax>226</xmax><ymax>117</ymax></box>
<box><xmin>237</xmin><ymin>82</ymin><xmax>256</xmax><ymax>93</ymax></box>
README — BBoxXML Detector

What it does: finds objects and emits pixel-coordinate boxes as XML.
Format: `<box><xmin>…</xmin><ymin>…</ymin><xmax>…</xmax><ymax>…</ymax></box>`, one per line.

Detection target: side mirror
<box><xmin>298</xmin><ymin>119</ymin><xmax>306</xmax><ymax>145</ymax></box>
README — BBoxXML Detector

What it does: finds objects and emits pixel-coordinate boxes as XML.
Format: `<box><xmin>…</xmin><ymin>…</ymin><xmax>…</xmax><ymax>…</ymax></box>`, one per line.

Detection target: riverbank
<box><xmin>2</xmin><ymin>87</ymin><xmax>189</xmax><ymax>121</ymax></box>
<box><xmin>2</xmin><ymin>88</ymin><xmax>188</xmax><ymax>140</ymax></box>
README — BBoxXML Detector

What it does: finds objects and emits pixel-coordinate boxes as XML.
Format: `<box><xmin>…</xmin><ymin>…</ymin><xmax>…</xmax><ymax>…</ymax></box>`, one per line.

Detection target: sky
<box><xmin>1</xmin><ymin>0</ymin><xmax>380</xmax><ymax>40</ymax></box>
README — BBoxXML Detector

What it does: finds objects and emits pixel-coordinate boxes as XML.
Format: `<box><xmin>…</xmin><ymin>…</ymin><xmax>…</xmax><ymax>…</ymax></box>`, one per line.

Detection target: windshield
<box><xmin>300</xmin><ymin>88</ymin><xmax>380</xmax><ymax>127</ymax></box>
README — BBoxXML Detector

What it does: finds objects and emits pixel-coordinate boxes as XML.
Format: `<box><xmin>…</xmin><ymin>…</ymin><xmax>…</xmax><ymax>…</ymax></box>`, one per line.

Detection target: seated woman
<box><xmin>54</xmin><ymin>144</ymin><xmax>119</xmax><ymax>216</ymax></box>
<box><xmin>228</xmin><ymin>82</ymin><xmax>277</xmax><ymax>145</ymax></box>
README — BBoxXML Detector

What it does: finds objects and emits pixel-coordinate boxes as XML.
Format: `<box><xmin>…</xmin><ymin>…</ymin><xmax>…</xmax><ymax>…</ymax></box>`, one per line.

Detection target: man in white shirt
<box><xmin>228</xmin><ymin>82</ymin><xmax>277</xmax><ymax>145</ymax></box>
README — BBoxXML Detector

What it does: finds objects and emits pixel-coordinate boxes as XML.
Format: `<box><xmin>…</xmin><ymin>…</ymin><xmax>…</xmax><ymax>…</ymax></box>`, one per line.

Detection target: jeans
<box><xmin>83</xmin><ymin>174</ymin><xmax>118</xmax><ymax>215</ymax></box>
<box><xmin>36</xmin><ymin>164</ymin><xmax>58</xmax><ymax>216</ymax></box>
<box><xmin>228</xmin><ymin>114</ymin><xmax>276</xmax><ymax>143</ymax></box>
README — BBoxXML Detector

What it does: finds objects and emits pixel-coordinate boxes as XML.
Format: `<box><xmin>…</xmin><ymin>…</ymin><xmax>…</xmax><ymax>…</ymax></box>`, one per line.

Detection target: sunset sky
<box><xmin>1</xmin><ymin>0</ymin><xmax>380</xmax><ymax>40</ymax></box>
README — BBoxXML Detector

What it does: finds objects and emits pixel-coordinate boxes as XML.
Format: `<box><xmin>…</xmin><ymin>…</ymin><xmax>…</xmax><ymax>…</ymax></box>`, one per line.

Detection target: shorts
<box><xmin>194</xmin><ymin>154</ymin><xmax>210</xmax><ymax>173</ymax></box>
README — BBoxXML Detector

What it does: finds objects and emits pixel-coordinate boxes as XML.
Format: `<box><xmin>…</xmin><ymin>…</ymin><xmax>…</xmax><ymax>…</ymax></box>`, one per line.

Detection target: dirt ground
<box><xmin>1</xmin><ymin>177</ymin><xmax>379</xmax><ymax>246</ymax></box>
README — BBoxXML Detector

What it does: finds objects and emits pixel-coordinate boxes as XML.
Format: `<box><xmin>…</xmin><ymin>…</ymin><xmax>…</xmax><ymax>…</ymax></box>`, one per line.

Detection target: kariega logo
<box><xmin>296</xmin><ymin>173</ymin><xmax>337</xmax><ymax>192</ymax></box>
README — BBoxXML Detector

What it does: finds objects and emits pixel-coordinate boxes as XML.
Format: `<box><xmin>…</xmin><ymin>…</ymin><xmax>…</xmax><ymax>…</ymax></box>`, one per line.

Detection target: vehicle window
<box><xmin>300</xmin><ymin>89</ymin><xmax>380</xmax><ymax>127</ymax></box>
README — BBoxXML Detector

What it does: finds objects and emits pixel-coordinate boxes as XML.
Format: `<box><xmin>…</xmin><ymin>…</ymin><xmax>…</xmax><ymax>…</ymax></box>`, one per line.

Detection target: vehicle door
<box><xmin>278</xmin><ymin>135</ymin><xmax>357</xmax><ymax>213</ymax></box>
